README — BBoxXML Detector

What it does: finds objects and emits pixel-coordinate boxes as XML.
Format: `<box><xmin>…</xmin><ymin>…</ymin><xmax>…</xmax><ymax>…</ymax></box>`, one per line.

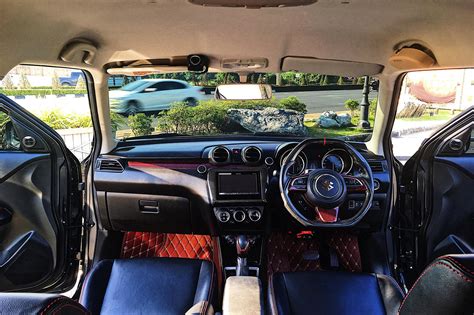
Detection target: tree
<box><xmin>320</xmin><ymin>75</ymin><xmax>329</xmax><ymax>86</ymax></box>
<box><xmin>344</xmin><ymin>99</ymin><xmax>360</xmax><ymax>116</ymax></box>
<box><xmin>356</xmin><ymin>77</ymin><xmax>365</xmax><ymax>85</ymax></box>
<box><xmin>2</xmin><ymin>74</ymin><xmax>14</xmax><ymax>89</ymax></box>
<box><xmin>52</xmin><ymin>72</ymin><xmax>60</xmax><ymax>89</ymax></box>
<box><xmin>19</xmin><ymin>72</ymin><xmax>31</xmax><ymax>89</ymax></box>
<box><xmin>75</xmin><ymin>75</ymin><xmax>86</xmax><ymax>90</ymax></box>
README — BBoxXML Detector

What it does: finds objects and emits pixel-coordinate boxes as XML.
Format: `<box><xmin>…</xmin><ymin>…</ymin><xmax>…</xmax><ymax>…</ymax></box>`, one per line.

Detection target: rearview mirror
<box><xmin>214</xmin><ymin>84</ymin><xmax>272</xmax><ymax>100</ymax></box>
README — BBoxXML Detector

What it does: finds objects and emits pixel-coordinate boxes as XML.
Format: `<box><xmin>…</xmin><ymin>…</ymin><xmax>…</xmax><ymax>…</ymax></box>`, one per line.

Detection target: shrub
<box><xmin>128</xmin><ymin>113</ymin><xmax>154</xmax><ymax>136</ymax></box>
<box><xmin>0</xmin><ymin>89</ymin><xmax>87</xmax><ymax>97</ymax></box>
<box><xmin>38</xmin><ymin>111</ymin><xmax>92</xmax><ymax>129</ymax></box>
<box><xmin>344</xmin><ymin>99</ymin><xmax>360</xmax><ymax>116</ymax></box>
<box><xmin>110</xmin><ymin>111</ymin><xmax>127</xmax><ymax>132</ymax></box>
<box><xmin>279</xmin><ymin>96</ymin><xmax>307</xmax><ymax>113</ymax></box>
<box><xmin>156</xmin><ymin>98</ymin><xmax>307</xmax><ymax>135</ymax></box>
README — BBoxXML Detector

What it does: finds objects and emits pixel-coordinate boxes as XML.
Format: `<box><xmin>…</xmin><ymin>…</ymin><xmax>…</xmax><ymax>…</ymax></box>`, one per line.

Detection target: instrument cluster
<box><xmin>278</xmin><ymin>145</ymin><xmax>356</xmax><ymax>176</ymax></box>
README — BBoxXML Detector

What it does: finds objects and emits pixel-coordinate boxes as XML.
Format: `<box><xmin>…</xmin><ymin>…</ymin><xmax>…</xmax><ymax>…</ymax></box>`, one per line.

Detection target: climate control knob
<box><xmin>233</xmin><ymin>209</ymin><xmax>246</xmax><ymax>223</ymax></box>
<box><xmin>216</xmin><ymin>209</ymin><xmax>231</xmax><ymax>223</ymax></box>
<box><xmin>248</xmin><ymin>209</ymin><xmax>262</xmax><ymax>222</ymax></box>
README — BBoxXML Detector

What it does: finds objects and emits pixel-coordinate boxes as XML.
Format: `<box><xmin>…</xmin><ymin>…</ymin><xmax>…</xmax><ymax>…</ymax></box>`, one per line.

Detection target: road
<box><xmin>204</xmin><ymin>89</ymin><xmax>377</xmax><ymax>114</ymax></box>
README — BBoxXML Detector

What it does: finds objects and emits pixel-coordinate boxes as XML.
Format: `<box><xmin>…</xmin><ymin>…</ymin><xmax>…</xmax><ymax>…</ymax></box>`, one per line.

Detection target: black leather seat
<box><xmin>80</xmin><ymin>258</ymin><xmax>216</xmax><ymax>315</ymax></box>
<box><xmin>0</xmin><ymin>293</ymin><xmax>89</xmax><ymax>315</ymax></box>
<box><xmin>269</xmin><ymin>254</ymin><xmax>474</xmax><ymax>315</ymax></box>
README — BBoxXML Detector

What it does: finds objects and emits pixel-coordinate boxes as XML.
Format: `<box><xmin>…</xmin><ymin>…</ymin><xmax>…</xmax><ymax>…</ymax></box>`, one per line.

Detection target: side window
<box><xmin>166</xmin><ymin>82</ymin><xmax>186</xmax><ymax>90</ymax></box>
<box><xmin>146</xmin><ymin>83</ymin><xmax>164</xmax><ymax>92</ymax></box>
<box><xmin>0</xmin><ymin>65</ymin><xmax>93</xmax><ymax>161</ymax></box>
<box><xmin>392</xmin><ymin>69</ymin><xmax>474</xmax><ymax>163</ymax></box>
<box><xmin>0</xmin><ymin>111</ymin><xmax>21</xmax><ymax>151</ymax></box>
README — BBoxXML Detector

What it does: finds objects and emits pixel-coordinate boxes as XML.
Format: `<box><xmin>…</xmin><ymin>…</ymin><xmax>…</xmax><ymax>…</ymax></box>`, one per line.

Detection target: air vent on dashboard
<box><xmin>97</xmin><ymin>159</ymin><xmax>124</xmax><ymax>172</ymax></box>
<box><xmin>210</xmin><ymin>147</ymin><xmax>230</xmax><ymax>164</ymax></box>
<box><xmin>368</xmin><ymin>161</ymin><xmax>385</xmax><ymax>173</ymax></box>
<box><xmin>242</xmin><ymin>146</ymin><xmax>262</xmax><ymax>164</ymax></box>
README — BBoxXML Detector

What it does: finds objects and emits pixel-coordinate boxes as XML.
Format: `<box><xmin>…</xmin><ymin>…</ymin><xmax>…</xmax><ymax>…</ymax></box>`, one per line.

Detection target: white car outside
<box><xmin>109</xmin><ymin>79</ymin><xmax>204</xmax><ymax>114</ymax></box>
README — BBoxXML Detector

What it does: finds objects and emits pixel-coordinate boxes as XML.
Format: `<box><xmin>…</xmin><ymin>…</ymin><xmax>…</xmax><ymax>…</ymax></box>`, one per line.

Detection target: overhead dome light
<box><xmin>188</xmin><ymin>0</ymin><xmax>317</xmax><ymax>8</ymax></box>
<box><xmin>389</xmin><ymin>43</ymin><xmax>437</xmax><ymax>70</ymax></box>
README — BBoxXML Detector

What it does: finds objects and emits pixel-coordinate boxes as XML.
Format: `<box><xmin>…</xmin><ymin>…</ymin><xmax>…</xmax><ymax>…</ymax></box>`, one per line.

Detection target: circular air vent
<box><xmin>210</xmin><ymin>146</ymin><xmax>230</xmax><ymax>164</ymax></box>
<box><xmin>242</xmin><ymin>146</ymin><xmax>262</xmax><ymax>164</ymax></box>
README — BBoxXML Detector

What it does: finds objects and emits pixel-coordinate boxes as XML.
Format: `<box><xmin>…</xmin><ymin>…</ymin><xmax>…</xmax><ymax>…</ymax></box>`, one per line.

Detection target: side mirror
<box><xmin>143</xmin><ymin>88</ymin><xmax>158</xmax><ymax>93</ymax></box>
<box><xmin>1</xmin><ymin>121</ymin><xmax>20</xmax><ymax>150</ymax></box>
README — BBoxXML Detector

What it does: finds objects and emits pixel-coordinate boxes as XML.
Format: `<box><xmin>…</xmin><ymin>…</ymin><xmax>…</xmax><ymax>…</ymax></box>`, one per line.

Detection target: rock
<box><xmin>335</xmin><ymin>113</ymin><xmax>353</xmax><ymax>127</ymax></box>
<box><xmin>318</xmin><ymin>111</ymin><xmax>353</xmax><ymax>128</ymax></box>
<box><xmin>227</xmin><ymin>107</ymin><xmax>307</xmax><ymax>136</ymax></box>
<box><xmin>318</xmin><ymin>115</ymin><xmax>340</xmax><ymax>128</ymax></box>
<box><xmin>321</xmin><ymin>111</ymin><xmax>338</xmax><ymax>119</ymax></box>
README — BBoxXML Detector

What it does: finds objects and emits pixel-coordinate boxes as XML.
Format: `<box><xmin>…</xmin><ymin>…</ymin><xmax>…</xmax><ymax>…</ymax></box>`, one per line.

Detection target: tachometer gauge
<box><xmin>280</xmin><ymin>150</ymin><xmax>307</xmax><ymax>176</ymax></box>
<box><xmin>321</xmin><ymin>154</ymin><xmax>344</xmax><ymax>173</ymax></box>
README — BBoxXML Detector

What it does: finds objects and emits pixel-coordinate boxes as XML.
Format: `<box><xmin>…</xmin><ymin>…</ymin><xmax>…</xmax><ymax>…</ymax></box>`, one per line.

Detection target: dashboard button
<box><xmin>216</xmin><ymin>209</ymin><xmax>230</xmax><ymax>222</ymax></box>
<box><xmin>248</xmin><ymin>209</ymin><xmax>262</xmax><ymax>222</ymax></box>
<box><xmin>233</xmin><ymin>209</ymin><xmax>246</xmax><ymax>223</ymax></box>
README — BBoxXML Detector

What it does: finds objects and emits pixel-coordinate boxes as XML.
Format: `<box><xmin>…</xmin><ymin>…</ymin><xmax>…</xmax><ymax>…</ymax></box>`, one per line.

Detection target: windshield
<box><xmin>120</xmin><ymin>80</ymin><xmax>149</xmax><ymax>91</ymax></box>
<box><xmin>108</xmin><ymin>72</ymin><xmax>378</xmax><ymax>141</ymax></box>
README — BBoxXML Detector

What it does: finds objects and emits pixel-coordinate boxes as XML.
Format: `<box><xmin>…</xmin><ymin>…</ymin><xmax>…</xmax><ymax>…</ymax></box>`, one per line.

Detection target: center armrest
<box><xmin>223</xmin><ymin>276</ymin><xmax>262</xmax><ymax>315</ymax></box>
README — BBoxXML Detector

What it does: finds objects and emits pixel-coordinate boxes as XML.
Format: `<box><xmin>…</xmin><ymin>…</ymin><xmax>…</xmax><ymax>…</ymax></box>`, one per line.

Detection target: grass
<box><xmin>304</xmin><ymin>121</ymin><xmax>372</xmax><ymax>139</ymax></box>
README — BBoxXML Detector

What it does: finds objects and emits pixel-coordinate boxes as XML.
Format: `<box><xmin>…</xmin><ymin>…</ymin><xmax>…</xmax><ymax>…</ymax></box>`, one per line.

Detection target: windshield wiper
<box><xmin>122</xmin><ymin>133</ymin><xmax>189</xmax><ymax>141</ymax></box>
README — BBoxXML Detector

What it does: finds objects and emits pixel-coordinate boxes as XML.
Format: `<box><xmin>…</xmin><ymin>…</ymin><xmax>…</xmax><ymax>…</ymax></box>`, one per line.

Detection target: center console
<box><xmin>208</xmin><ymin>168</ymin><xmax>267</xmax><ymax>231</ymax></box>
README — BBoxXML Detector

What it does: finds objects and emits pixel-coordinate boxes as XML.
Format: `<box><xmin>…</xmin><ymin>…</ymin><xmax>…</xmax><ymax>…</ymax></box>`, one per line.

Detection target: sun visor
<box><xmin>281</xmin><ymin>57</ymin><xmax>383</xmax><ymax>76</ymax></box>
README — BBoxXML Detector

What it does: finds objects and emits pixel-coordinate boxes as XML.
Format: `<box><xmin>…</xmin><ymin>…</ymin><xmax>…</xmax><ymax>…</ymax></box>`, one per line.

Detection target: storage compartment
<box><xmin>106</xmin><ymin>192</ymin><xmax>192</xmax><ymax>233</ymax></box>
<box><xmin>223</xmin><ymin>276</ymin><xmax>262</xmax><ymax>315</ymax></box>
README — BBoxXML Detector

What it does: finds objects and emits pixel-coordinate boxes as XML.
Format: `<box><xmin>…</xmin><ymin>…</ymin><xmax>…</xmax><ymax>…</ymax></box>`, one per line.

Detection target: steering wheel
<box><xmin>279</xmin><ymin>139</ymin><xmax>374</xmax><ymax>228</ymax></box>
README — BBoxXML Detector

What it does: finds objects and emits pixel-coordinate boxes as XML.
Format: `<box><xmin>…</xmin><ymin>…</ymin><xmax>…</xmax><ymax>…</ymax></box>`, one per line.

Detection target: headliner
<box><xmin>1</xmin><ymin>0</ymin><xmax>473</xmax><ymax>75</ymax></box>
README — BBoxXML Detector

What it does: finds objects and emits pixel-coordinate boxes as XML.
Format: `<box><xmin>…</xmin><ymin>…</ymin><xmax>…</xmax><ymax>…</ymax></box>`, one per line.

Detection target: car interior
<box><xmin>0</xmin><ymin>0</ymin><xmax>473</xmax><ymax>314</ymax></box>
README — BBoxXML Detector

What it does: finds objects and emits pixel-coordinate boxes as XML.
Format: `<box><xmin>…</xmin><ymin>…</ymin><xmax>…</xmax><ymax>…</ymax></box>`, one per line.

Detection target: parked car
<box><xmin>58</xmin><ymin>71</ymin><xmax>84</xmax><ymax>86</ymax></box>
<box><xmin>109</xmin><ymin>79</ymin><xmax>204</xmax><ymax>114</ymax></box>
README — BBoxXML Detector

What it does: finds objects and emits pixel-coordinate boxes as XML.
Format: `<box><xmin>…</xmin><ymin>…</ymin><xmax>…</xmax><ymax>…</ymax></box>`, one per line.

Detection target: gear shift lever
<box><xmin>236</xmin><ymin>235</ymin><xmax>252</xmax><ymax>276</ymax></box>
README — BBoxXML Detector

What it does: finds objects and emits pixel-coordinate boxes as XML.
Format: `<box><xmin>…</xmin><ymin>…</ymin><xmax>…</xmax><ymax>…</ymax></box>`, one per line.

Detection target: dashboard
<box><xmin>94</xmin><ymin>136</ymin><xmax>389</xmax><ymax>235</ymax></box>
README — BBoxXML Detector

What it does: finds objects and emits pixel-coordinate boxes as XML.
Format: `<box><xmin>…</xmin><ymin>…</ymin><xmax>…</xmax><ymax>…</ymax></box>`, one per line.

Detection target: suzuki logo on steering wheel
<box><xmin>322</xmin><ymin>180</ymin><xmax>334</xmax><ymax>191</ymax></box>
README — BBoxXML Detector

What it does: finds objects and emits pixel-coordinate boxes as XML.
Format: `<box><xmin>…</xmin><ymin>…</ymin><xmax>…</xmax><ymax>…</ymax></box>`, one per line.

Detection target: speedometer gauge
<box><xmin>321</xmin><ymin>154</ymin><xmax>344</xmax><ymax>173</ymax></box>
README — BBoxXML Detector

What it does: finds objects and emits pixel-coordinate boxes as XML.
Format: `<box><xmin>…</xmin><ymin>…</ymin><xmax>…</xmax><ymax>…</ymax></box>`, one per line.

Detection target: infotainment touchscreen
<box><xmin>217</xmin><ymin>172</ymin><xmax>260</xmax><ymax>197</ymax></box>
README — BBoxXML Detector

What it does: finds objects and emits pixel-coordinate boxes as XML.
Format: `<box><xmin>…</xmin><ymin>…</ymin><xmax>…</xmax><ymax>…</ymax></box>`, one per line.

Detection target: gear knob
<box><xmin>236</xmin><ymin>235</ymin><xmax>251</xmax><ymax>257</ymax></box>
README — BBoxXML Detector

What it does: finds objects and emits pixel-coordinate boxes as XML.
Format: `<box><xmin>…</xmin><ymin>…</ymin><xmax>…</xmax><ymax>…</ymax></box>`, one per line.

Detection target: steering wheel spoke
<box><xmin>288</xmin><ymin>175</ymin><xmax>309</xmax><ymax>192</ymax></box>
<box><xmin>315</xmin><ymin>206</ymin><xmax>339</xmax><ymax>223</ymax></box>
<box><xmin>343</xmin><ymin>175</ymin><xmax>368</xmax><ymax>192</ymax></box>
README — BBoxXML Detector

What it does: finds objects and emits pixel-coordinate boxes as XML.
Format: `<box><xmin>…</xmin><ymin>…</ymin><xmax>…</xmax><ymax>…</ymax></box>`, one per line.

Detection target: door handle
<box><xmin>139</xmin><ymin>200</ymin><xmax>160</xmax><ymax>214</ymax></box>
<box><xmin>0</xmin><ymin>208</ymin><xmax>12</xmax><ymax>226</ymax></box>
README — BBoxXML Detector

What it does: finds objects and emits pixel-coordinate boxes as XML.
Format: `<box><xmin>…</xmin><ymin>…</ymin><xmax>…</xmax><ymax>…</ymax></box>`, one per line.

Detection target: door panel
<box><xmin>396</xmin><ymin>108</ymin><xmax>473</xmax><ymax>285</ymax></box>
<box><xmin>426</xmin><ymin>157</ymin><xmax>474</xmax><ymax>262</ymax></box>
<box><xmin>0</xmin><ymin>94</ymin><xmax>82</xmax><ymax>292</ymax></box>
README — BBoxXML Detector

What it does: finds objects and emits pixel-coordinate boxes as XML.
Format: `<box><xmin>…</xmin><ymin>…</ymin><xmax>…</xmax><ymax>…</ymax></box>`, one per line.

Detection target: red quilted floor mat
<box><xmin>267</xmin><ymin>232</ymin><xmax>361</xmax><ymax>276</ymax></box>
<box><xmin>121</xmin><ymin>232</ymin><xmax>214</xmax><ymax>261</ymax></box>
